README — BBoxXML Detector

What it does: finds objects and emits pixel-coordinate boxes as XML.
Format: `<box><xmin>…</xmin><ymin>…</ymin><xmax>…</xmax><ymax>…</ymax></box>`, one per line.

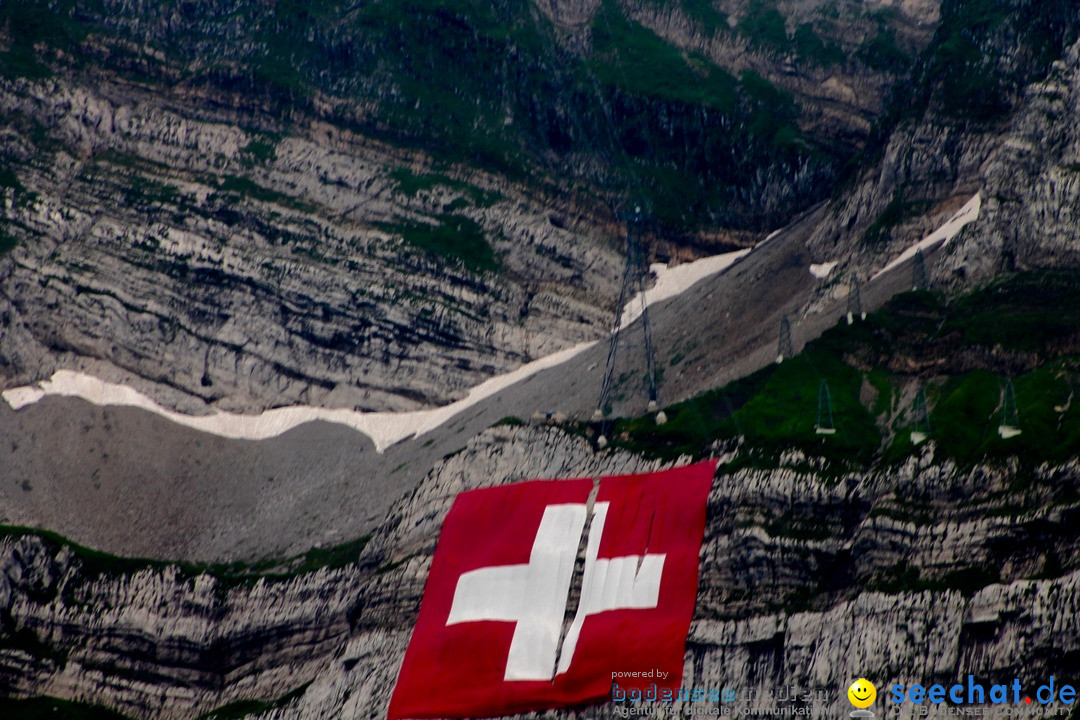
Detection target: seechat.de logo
<box><xmin>848</xmin><ymin>679</ymin><xmax>877</xmax><ymax>718</ymax></box>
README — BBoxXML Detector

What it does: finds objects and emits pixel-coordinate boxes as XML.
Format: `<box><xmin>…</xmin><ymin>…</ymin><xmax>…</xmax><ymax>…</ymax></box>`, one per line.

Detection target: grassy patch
<box><xmin>218</xmin><ymin>175</ymin><xmax>284</xmax><ymax>203</ymax></box>
<box><xmin>123</xmin><ymin>176</ymin><xmax>180</xmax><ymax>209</ymax></box>
<box><xmin>595</xmin><ymin>270</ymin><xmax>1080</xmax><ymax>469</ymax></box>
<box><xmin>858</xmin><ymin>29</ymin><xmax>910</xmax><ymax>72</ymax></box>
<box><xmin>0</xmin><ymin>227</ymin><xmax>18</xmax><ymax>255</ymax></box>
<box><xmin>866</xmin><ymin>369</ymin><xmax>893</xmax><ymax>418</ymax></box>
<box><xmin>284</xmin><ymin>536</ymin><xmax>373</xmax><ymax>576</ymax></box>
<box><xmin>867</xmin><ymin>562</ymin><xmax>1000</xmax><ymax>596</ymax></box>
<box><xmin>737</xmin><ymin>0</ymin><xmax>789</xmax><ymax>53</ymax></box>
<box><xmin>242</xmin><ymin>134</ymin><xmax>280</xmax><ymax>164</ymax></box>
<box><xmin>739</xmin><ymin>71</ymin><xmax>802</xmax><ymax>149</ymax></box>
<box><xmin>0</xmin><ymin>166</ymin><xmax>25</xmax><ymax>192</ymax></box>
<box><xmin>794</xmin><ymin>23</ymin><xmax>845</xmax><ymax>66</ymax></box>
<box><xmin>379</xmin><ymin>214</ymin><xmax>499</xmax><ymax>274</ymax></box>
<box><xmin>389</xmin><ymin>168</ymin><xmax>501</xmax><ymax>208</ymax></box>
<box><xmin>197</xmin><ymin>682</ymin><xmax>312</xmax><ymax>720</ymax></box>
<box><xmin>681</xmin><ymin>0</ymin><xmax>728</xmax><ymax>36</ymax></box>
<box><xmin>943</xmin><ymin>270</ymin><xmax>1080</xmax><ymax>352</ymax></box>
<box><xmin>765</xmin><ymin>511</ymin><xmax>832</xmax><ymax>541</ymax></box>
<box><xmin>0</xmin><ymin>3</ymin><xmax>79</xmax><ymax>80</ymax></box>
<box><xmin>591</xmin><ymin>3</ymin><xmax>738</xmax><ymax>113</ymax></box>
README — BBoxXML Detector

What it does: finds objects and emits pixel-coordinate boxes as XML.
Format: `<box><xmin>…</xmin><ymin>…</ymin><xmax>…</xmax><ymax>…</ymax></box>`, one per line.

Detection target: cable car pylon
<box><xmin>777</xmin><ymin>314</ymin><xmax>794</xmax><ymax>364</ymax></box>
<box><xmin>847</xmin><ymin>273</ymin><xmax>865</xmax><ymax>325</ymax></box>
<box><xmin>912</xmin><ymin>249</ymin><xmax>929</xmax><ymax>291</ymax></box>
<box><xmin>815</xmin><ymin>380</ymin><xmax>836</xmax><ymax>435</ymax></box>
<box><xmin>910</xmin><ymin>386</ymin><xmax>931</xmax><ymax>445</ymax></box>
<box><xmin>998</xmin><ymin>378</ymin><xmax>1022</xmax><ymax>439</ymax></box>
<box><xmin>594</xmin><ymin>206</ymin><xmax>664</xmax><ymax>448</ymax></box>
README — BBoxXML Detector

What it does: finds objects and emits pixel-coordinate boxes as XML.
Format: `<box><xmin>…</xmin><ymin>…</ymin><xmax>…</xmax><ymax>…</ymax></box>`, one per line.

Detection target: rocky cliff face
<box><xmin>0</xmin><ymin>75</ymin><xmax>622</xmax><ymax>413</ymax></box>
<box><xmin>2</xmin><ymin>3</ymin><xmax>1079</xmax><ymax>717</ymax></box>
<box><xmin>805</xmin><ymin>5</ymin><xmax>1080</xmax><ymax>291</ymax></box>
<box><xmin>621</xmin><ymin>0</ymin><xmax>939</xmax><ymax>148</ymax></box>
<box><xmin>0</xmin><ymin>0</ymin><xmax>947</xmax><ymax>416</ymax></box>
<box><xmin>3</xmin><ymin>426</ymin><xmax>1077</xmax><ymax>718</ymax></box>
<box><xmin>3</xmin><ymin>1</ymin><xmax>1076</xmax><ymax>418</ymax></box>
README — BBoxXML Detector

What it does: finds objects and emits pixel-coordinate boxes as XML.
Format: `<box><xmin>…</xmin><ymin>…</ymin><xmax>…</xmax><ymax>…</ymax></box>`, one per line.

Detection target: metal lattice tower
<box><xmin>594</xmin><ymin>207</ymin><xmax>661</xmax><ymax>430</ymax></box>
<box><xmin>815</xmin><ymin>380</ymin><xmax>836</xmax><ymax>435</ymax></box>
<box><xmin>847</xmin><ymin>273</ymin><xmax>864</xmax><ymax>325</ymax></box>
<box><xmin>910</xmin><ymin>386</ymin><xmax>931</xmax><ymax>445</ymax></box>
<box><xmin>998</xmin><ymin>378</ymin><xmax>1022</xmax><ymax>438</ymax></box>
<box><xmin>638</xmin><ymin>270</ymin><xmax>659</xmax><ymax>408</ymax></box>
<box><xmin>777</xmin><ymin>315</ymin><xmax>794</xmax><ymax>364</ymax></box>
<box><xmin>912</xmin><ymin>249</ymin><xmax>929</xmax><ymax>291</ymax></box>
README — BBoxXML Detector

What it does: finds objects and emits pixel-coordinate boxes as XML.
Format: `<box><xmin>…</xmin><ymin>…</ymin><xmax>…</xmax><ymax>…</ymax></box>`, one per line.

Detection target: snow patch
<box><xmin>809</xmin><ymin>261</ymin><xmax>837</xmax><ymax>279</ymax></box>
<box><xmin>619</xmin><ymin>248</ymin><xmax>749</xmax><ymax>329</ymax></box>
<box><xmin>3</xmin><ymin>343</ymin><xmax>596</xmax><ymax>453</ymax></box>
<box><xmin>1</xmin><ymin>386</ymin><xmax>45</xmax><ymax>409</ymax></box>
<box><xmin>3</xmin><ymin>248</ymin><xmax>749</xmax><ymax>452</ymax></box>
<box><xmin>872</xmin><ymin>193</ymin><xmax>981</xmax><ymax>280</ymax></box>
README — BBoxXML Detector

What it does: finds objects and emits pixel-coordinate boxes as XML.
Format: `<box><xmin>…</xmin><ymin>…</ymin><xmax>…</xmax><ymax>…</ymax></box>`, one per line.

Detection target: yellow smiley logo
<box><xmin>847</xmin><ymin>678</ymin><xmax>877</xmax><ymax>709</ymax></box>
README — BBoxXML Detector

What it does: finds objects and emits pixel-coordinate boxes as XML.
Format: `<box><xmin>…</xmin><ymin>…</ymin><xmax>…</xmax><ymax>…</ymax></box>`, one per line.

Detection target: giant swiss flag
<box><xmin>388</xmin><ymin>460</ymin><xmax>716</xmax><ymax>719</ymax></box>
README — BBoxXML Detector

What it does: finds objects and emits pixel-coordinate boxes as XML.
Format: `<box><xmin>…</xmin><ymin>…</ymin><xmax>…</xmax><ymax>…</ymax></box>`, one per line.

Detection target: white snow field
<box><xmin>3</xmin><ymin>249</ymin><xmax>750</xmax><ymax>452</ymax></box>
<box><xmin>872</xmin><ymin>193</ymin><xmax>981</xmax><ymax>280</ymax></box>
<box><xmin>1</xmin><ymin>192</ymin><xmax>982</xmax><ymax>453</ymax></box>
<box><xmin>618</xmin><ymin>249</ymin><xmax>749</xmax><ymax>329</ymax></box>
<box><xmin>809</xmin><ymin>261</ymin><xmax>837</xmax><ymax>279</ymax></box>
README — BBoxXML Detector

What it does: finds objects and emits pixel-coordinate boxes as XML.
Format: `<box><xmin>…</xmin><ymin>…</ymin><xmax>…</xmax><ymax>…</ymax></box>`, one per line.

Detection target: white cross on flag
<box><xmin>388</xmin><ymin>460</ymin><xmax>716</xmax><ymax>719</ymax></box>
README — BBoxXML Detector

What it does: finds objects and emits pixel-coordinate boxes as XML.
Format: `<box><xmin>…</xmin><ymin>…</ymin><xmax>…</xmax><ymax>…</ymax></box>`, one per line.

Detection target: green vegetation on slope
<box><xmin>197</xmin><ymin>682</ymin><xmax>312</xmax><ymax>720</ymax></box>
<box><xmin>680</xmin><ymin>0</ymin><xmax>728</xmax><ymax>36</ymax></box>
<box><xmin>596</xmin><ymin>270</ymin><xmax>1080</xmax><ymax>470</ymax></box>
<box><xmin>0</xmin><ymin>227</ymin><xmax>17</xmax><ymax>255</ymax></box>
<box><xmin>377</xmin><ymin>214</ymin><xmax>499</xmax><ymax>274</ymax></box>
<box><xmin>0</xmin><ymin>0</ymin><xmax>846</xmax><ymax>232</ymax></box>
<box><xmin>736</xmin><ymin>0</ymin><xmax>849</xmax><ymax>68</ymax></box>
<box><xmin>389</xmin><ymin>168</ymin><xmax>501</xmax><ymax>208</ymax></box>
<box><xmin>885</xmin><ymin>0</ymin><xmax>1077</xmax><ymax>124</ymax></box>
<box><xmin>591</xmin><ymin>3</ymin><xmax>739</xmax><ymax>113</ymax></box>
<box><xmin>584</xmin><ymin>1</ymin><xmax>828</xmax><ymax>227</ymax></box>
<box><xmin>737</xmin><ymin>0</ymin><xmax>788</xmax><ymax>52</ymax></box>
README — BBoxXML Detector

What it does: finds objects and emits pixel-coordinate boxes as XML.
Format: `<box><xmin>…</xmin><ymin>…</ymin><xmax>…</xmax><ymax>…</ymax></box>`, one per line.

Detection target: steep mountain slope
<box><xmin>0</xmin><ymin>208</ymin><xmax>854</xmax><ymax>561</ymax></box>
<box><xmin>1</xmin><ymin>0</ymin><xmax>941</xmax><ymax>415</ymax></box>
<box><xmin>0</xmin><ymin>75</ymin><xmax>622</xmax><ymax>412</ymax></box>
<box><xmin>1</xmin><ymin>2</ymin><xmax>1079</xmax><ymax>718</ymax></box>
<box><xmin>2</xmin><ymin>262</ymin><xmax>1078</xmax><ymax>718</ymax></box>
<box><xmin>1</xmin><ymin>0</ymin><xmax>931</xmax><ymax>229</ymax></box>
<box><xmin>0</xmin><ymin>0</ymin><xmax>1076</xmax><ymax>565</ymax></box>
<box><xmin>804</xmin><ymin>0</ymin><xmax>1080</xmax><ymax>288</ymax></box>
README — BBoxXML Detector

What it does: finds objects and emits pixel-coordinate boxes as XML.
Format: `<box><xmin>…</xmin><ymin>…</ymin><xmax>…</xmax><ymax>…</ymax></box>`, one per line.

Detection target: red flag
<box><xmin>388</xmin><ymin>460</ymin><xmax>716</xmax><ymax>719</ymax></box>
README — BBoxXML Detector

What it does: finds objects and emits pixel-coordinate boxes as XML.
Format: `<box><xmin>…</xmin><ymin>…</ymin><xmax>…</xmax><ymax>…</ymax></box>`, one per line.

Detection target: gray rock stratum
<box><xmin>0</xmin><ymin>75</ymin><xmax>623</xmax><ymax>414</ymax></box>
<box><xmin>0</xmin><ymin>0</ymin><xmax>951</xmax><ymax>419</ymax></box>
<box><xmin>3</xmin><ymin>0</ymin><xmax>1076</xmax><ymax>425</ymax></box>
<box><xmin>2</xmin><ymin>425</ymin><xmax>1077</xmax><ymax>719</ymax></box>
<box><xmin>805</xmin><ymin>32</ymin><xmax>1080</xmax><ymax>291</ymax></box>
<box><xmin>0</xmin><ymin>203</ymin><xmax>923</xmax><ymax>563</ymax></box>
